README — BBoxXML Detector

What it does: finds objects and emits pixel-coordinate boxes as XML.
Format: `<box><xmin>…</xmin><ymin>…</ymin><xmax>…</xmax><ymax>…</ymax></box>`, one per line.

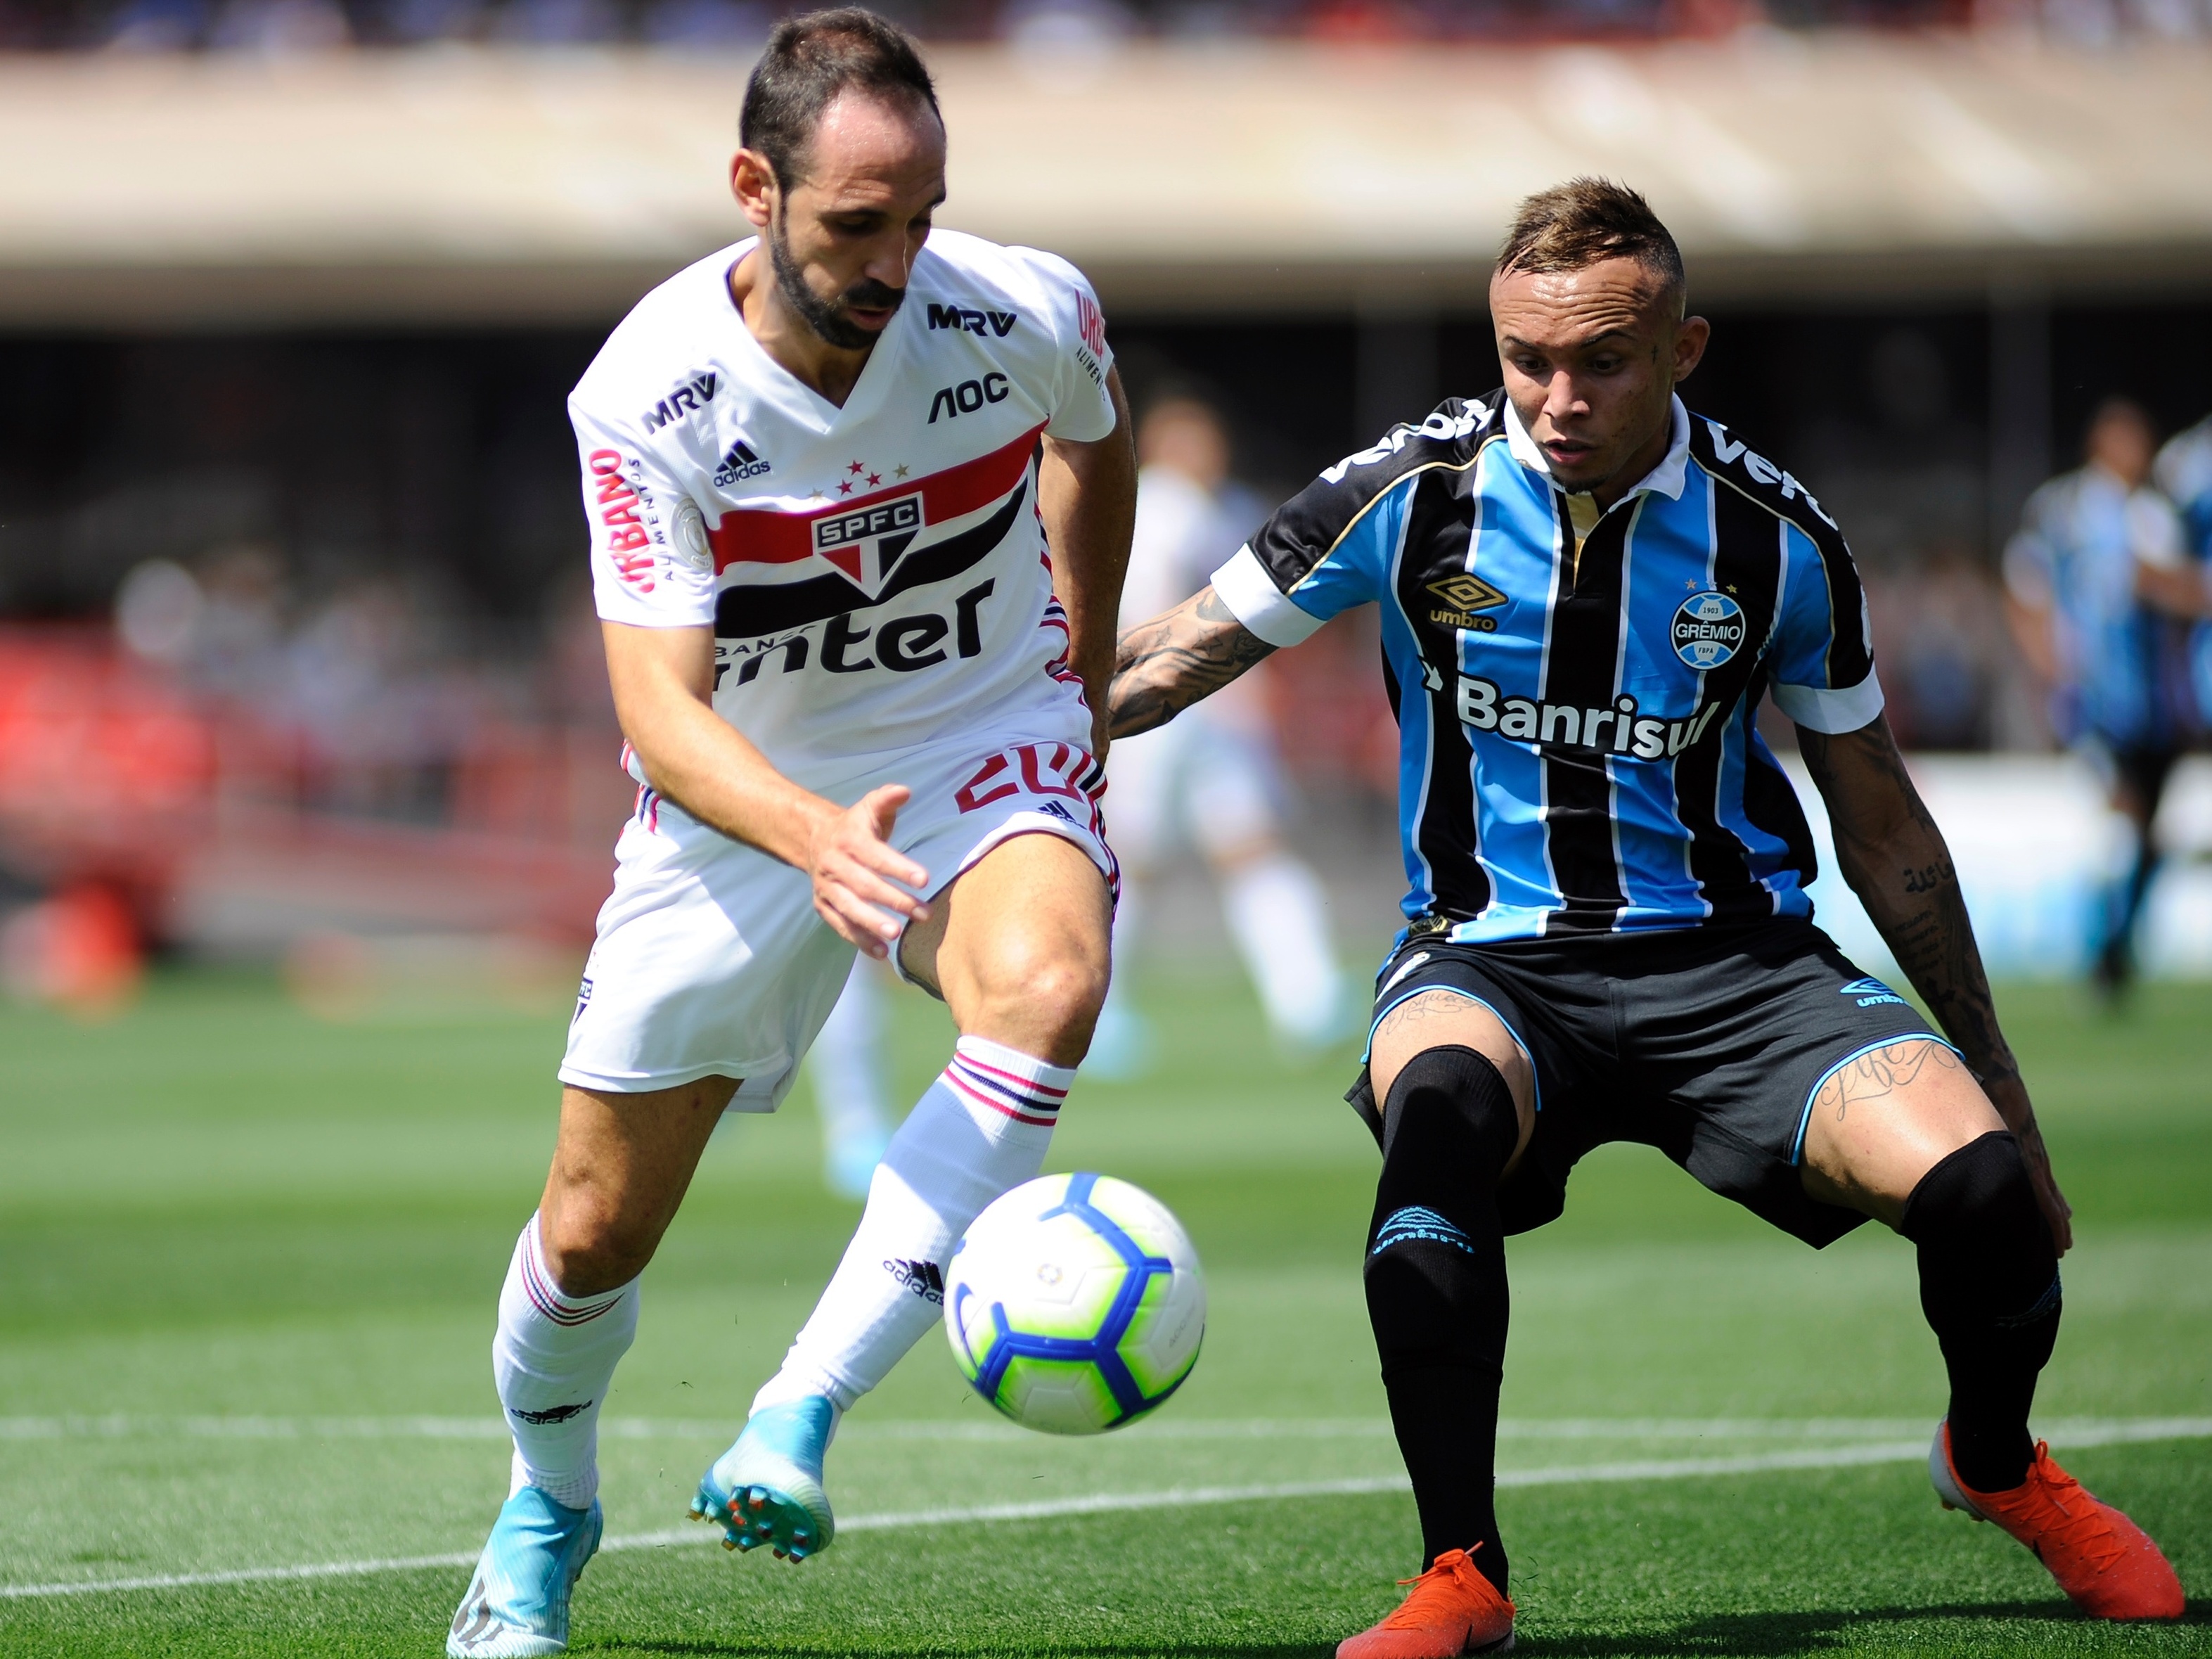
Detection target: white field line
<box><xmin>6</xmin><ymin>1413</ymin><xmax>2208</xmax><ymax>1444</ymax></box>
<box><xmin>4</xmin><ymin>1418</ymin><xmax>2207</xmax><ymax>1603</ymax></box>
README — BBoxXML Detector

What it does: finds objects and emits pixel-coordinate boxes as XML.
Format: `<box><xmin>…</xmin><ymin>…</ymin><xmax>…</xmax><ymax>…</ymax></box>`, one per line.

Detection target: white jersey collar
<box><xmin>1503</xmin><ymin>392</ymin><xmax>1691</xmax><ymax>504</ymax></box>
<box><xmin>717</xmin><ymin>237</ymin><xmax>911</xmax><ymax>433</ymax></box>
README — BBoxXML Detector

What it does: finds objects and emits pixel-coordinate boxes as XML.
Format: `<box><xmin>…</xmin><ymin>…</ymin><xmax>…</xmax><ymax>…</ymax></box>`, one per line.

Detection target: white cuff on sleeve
<box><xmin>1771</xmin><ymin>670</ymin><xmax>1886</xmax><ymax>734</ymax></box>
<box><xmin>1209</xmin><ymin>545</ymin><xmax>1326</xmax><ymax>648</ymax></box>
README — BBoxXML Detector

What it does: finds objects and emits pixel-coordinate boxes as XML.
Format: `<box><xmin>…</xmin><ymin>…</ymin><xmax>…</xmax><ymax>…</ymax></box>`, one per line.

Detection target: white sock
<box><xmin>754</xmin><ymin>1036</ymin><xmax>1074</xmax><ymax>1414</ymax></box>
<box><xmin>1223</xmin><ymin>853</ymin><xmax>1346</xmax><ymax>1042</ymax></box>
<box><xmin>492</xmin><ymin>1212</ymin><xmax>639</xmax><ymax>1509</ymax></box>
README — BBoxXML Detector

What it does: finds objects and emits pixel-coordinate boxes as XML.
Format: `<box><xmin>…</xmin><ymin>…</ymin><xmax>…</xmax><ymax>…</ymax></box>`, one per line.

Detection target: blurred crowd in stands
<box><xmin>1</xmin><ymin>0</ymin><xmax>2207</xmax><ymax>52</ymax></box>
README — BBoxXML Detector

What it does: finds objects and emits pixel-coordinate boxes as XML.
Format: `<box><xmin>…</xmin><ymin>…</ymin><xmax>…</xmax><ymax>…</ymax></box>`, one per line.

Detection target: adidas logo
<box><xmin>884</xmin><ymin>1258</ymin><xmax>945</xmax><ymax>1304</ymax></box>
<box><xmin>713</xmin><ymin>437</ymin><xmax>771</xmax><ymax>487</ymax></box>
<box><xmin>508</xmin><ymin>1399</ymin><xmax>593</xmax><ymax>1426</ymax></box>
<box><xmin>1370</xmin><ymin>1205</ymin><xmax>1476</xmax><ymax>1257</ymax></box>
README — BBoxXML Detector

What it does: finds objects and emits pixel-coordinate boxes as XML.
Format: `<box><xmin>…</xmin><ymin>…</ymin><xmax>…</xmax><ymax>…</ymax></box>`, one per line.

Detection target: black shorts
<box><xmin>1348</xmin><ymin>918</ymin><xmax>1951</xmax><ymax>1248</ymax></box>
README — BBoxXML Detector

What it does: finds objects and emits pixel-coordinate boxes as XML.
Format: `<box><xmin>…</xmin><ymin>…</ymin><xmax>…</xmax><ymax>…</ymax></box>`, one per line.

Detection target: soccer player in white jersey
<box><xmin>446</xmin><ymin>12</ymin><xmax>1135</xmax><ymax>1654</ymax></box>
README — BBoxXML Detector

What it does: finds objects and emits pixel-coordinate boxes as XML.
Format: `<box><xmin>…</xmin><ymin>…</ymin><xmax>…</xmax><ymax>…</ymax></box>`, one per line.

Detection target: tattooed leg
<box><xmin>1798</xmin><ymin>1039</ymin><xmax>2003</xmax><ymax>1229</ymax></box>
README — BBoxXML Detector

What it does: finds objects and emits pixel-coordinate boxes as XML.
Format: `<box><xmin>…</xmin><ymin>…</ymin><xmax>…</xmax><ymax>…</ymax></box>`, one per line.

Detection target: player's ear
<box><xmin>1671</xmin><ymin>314</ymin><xmax>1711</xmax><ymax>383</ymax></box>
<box><xmin>730</xmin><ymin>149</ymin><xmax>778</xmax><ymax>231</ymax></box>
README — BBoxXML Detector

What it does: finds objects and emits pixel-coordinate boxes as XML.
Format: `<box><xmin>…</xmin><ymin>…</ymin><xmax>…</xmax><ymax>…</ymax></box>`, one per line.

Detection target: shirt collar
<box><xmin>1503</xmin><ymin>393</ymin><xmax>1691</xmax><ymax>504</ymax></box>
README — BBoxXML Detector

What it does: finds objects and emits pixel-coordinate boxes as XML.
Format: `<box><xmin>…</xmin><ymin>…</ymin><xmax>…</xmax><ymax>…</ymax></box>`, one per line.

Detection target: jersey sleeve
<box><xmin>1020</xmin><ymin>249</ymin><xmax>1118</xmax><ymax>444</ymax></box>
<box><xmin>570</xmin><ymin>397</ymin><xmax>718</xmax><ymax>629</ymax></box>
<box><xmin>1209</xmin><ymin>423</ymin><xmax>1443</xmax><ymax>648</ymax></box>
<box><xmin>1765</xmin><ymin>518</ymin><xmax>1885</xmax><ymax>734</ymax></box>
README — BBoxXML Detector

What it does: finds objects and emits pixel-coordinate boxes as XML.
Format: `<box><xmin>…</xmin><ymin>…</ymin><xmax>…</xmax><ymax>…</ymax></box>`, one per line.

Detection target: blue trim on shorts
<box><xmin>1365</xmin><ymin>986</ymin><xmax>1543</xmax><ymax>1115</ymax></box>
<box><xmin>1791</xmin><ymin>1032</ymin><xmax>1957</xmax><ymax>1166</ymax></box>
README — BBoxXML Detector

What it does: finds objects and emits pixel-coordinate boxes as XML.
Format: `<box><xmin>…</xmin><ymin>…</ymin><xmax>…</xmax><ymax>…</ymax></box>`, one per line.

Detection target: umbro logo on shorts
<box><xmin>885</xmin><ymin>1259</ymin><xmax>946</xmax><ymax>1304</ymax></box>
<box><xmin>1370</xmin><ymin>1205</ymin><xmax>1477</xmax><ymax>1257</ymax></box>
<box><xmin>1839</xmin><ymin>976</ymin><xmax>1908</xmax><ymax>1007</ymax></box>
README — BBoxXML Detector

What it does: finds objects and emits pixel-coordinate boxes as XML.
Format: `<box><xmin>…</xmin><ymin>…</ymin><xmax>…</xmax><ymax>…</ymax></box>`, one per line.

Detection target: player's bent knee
<box><xmin>1901</xmin><ymin>1130</ymin><xmax>2055</xmax><ymax>1269</ymax></box>
<box><xmin>1380</xmin><ymin>1046</ymin><xmax>1522</xmax><ymax>1174</ymax></box>
<box><xmin>539</xmin><ymin>1199</ymin><xmax>662</xmax><ymax>1297</ymax></box>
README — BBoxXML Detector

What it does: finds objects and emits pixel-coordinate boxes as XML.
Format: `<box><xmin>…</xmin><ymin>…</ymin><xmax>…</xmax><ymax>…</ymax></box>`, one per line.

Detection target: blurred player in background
<box><xmin>446</xmin><ymin>13</ymin><xmax>1136</xmax><ymax>1655</ymax></box>
<box><xmin>1092</xmin><ymin>395</ymin><xmax>1348</xmax><ymax>1073</ymax></box>
<box><xmin>2153</xmin><ymin>407</ymin><xmax>2212</xmax><ymax>737</ymax></box>
<box><xmin>2004</xmin><ymin>398</ymin><xmax>2212</xmax><ymax>996</ymax></box>
<box><xmin>804</xmin><ymin>959</ymin><xmax>896</xmax><ymax>1199</ymax></box>
<box><xmin>1114</xmin><ymin>181</ymin><xmax>2182</xmax><ymax>1655</ymax></box>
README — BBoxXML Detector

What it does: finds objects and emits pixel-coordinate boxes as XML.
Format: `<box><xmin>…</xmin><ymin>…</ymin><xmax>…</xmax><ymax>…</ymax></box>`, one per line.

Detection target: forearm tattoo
<box><xmin>1799</xmin><ymin>721</ymin><xmax>2021</xmax><ymax>1096</ymax></box>
<box><xmin>1108</xmin><ymin>587</ymin><xmax>1276</xmax><ymax>738</ymax></box>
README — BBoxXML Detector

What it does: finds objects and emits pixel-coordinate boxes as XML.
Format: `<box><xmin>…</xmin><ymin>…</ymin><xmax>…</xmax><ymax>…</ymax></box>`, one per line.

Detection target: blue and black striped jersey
<box><xmin>1211</xmin><ymin>390</ymin><xmax>1883</xmax><ymax>943</ymax></box>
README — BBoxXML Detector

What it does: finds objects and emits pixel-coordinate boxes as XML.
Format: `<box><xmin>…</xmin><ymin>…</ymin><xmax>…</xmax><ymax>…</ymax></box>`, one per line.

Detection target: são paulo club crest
<box><xmin>1671</xmin><ymin>590</ymin><xmax>1747</xmax><ymax>670</ymax></box>
<box><xmin>811</xmin><ymin>491</ymin><xmax>924</xmax><ymax>597</ymax></box>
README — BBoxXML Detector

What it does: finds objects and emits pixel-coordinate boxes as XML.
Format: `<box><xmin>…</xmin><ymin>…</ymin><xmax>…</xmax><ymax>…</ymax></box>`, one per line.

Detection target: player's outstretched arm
<box><xmin>1799</xmin><ymin>713</ymin><xmax>2073</xmax><ymax>1252</ymax></box>
<box><xmin>1107</xmin><ymin>585</ymin><xmax>1277</xmax><ymax>739</ymax></box>
<box><xmin>601</xmin><ymin>620</ymin><xmax>931</xmax><ymax>959</ymax></box>
<box><xmin>1039</xmin><ymin>366</ymin><xmax>1138</xmax><ymax>761</ymax></box>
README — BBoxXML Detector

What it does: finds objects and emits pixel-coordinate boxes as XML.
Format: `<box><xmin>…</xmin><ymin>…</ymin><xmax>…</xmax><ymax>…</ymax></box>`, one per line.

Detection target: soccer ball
<box><xmin>944</xmin><ymin>1172</ymin><xmax>1204</xmax><ymax>1435</ymax></box>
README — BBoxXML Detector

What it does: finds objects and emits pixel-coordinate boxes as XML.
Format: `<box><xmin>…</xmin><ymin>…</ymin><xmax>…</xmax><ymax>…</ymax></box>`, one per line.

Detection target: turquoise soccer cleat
<box><xmin>446</xmin><ymin>1486</ymin><xmax>602</xmax><ymax>1658</ymax></box>
<box><xmin>690</xmin><ymin>1396</ymin><xmax>837</xmax><ymax>1561</ymax></box>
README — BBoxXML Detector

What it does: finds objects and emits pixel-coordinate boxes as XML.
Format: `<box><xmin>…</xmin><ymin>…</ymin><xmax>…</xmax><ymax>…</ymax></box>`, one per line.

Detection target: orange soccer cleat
<box><xmin>1931</xmin><ymin>1421</ymin><xmax>2185</xmax><ymax>1620</ymax></box>
<box><xmin>1337</xmin><ymin>1546</ymin><xmax>1516</xmax><ymax>1659</ymax></box>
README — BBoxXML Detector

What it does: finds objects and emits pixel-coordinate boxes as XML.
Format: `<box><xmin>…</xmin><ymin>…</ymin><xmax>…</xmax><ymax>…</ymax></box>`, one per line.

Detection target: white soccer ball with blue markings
<box><xmin>944</xmin><ymin>1172</ymin><xmax>1204</xmax><ymax>1435</ymax></box>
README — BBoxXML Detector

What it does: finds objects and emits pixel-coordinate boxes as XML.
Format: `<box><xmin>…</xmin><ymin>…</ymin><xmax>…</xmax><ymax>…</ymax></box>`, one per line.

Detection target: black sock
<box><xmin>1363</xmin><ymin>1045</ymin><xmax>1517</xmax><ymax>1594</ymax></box>
<box><xmin>1900</xmin><ymin>1130</ymin><xmax>2061</xmax><ymax>1494</ymax></box>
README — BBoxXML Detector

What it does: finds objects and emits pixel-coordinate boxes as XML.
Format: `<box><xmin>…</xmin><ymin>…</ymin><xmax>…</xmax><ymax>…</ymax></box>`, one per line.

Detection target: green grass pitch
<box><xmin>1</xmin><ymin>956</ymin><xmax>2207</xmax><ymax>1656</ymax></box>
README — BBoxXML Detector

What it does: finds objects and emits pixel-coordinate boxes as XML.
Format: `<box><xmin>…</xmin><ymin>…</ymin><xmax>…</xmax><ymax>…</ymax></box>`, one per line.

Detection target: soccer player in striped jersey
<box><xmin>1112</xmin><ymin>180</ymin><xmax>2182</xmax><ymax>1653</ymax></box>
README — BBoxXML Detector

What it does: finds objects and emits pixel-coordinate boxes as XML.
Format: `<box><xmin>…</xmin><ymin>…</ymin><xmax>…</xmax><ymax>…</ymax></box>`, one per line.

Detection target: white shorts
<box><xmin>560</xmin><ymin>717</ymin><xmax>1116</xmax><ymax>1107</ymax></box>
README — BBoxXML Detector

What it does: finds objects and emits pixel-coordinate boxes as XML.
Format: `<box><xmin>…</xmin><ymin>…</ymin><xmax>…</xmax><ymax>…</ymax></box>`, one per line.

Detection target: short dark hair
<box><xmin>1496</xmin><ymin>178</ymin><xmax>1685</xmax><ymax>305</ymax></box>
<box><xmin>740</xmin><ymin>8</ymin><xmax>940</xmax><ymax>191</ymax></box>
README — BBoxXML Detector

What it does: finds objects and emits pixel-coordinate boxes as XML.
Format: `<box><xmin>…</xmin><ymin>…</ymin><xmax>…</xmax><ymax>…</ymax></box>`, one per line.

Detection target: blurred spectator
<box><xmin>641</xmin><ymin>0</ymin><xmax>768</xmax><ymax>46</ymax></box>
<box><xmin>2003</xmin><ymin>397</ymin><xmax>2212</xmax><ymax>995</ymax></box>
<box><xmin>489</xmin><ymin>0</ymin><xmax>618</xmax><ymax>42</ymax></box>
<box><xmin>102</xmin><ymin>0</ymin><xmax>211</xmax><ymax>49</ymax></box>
<box><xmin>1096</xmin><ymin>395</ymin><xmax>1351</xmax><ymax>1074</ymax></box>
<box><xmin>371</xmin><ymin>0</ymin><xmax>486</xmax><ymax>43</ymax></box>
<box><xmin>1872</xmin><ymin>546</ymin><xmax>2007</xmax><ymax>750</ymax></box>
<box><xmin>999</xmin><ymin>0</ymin><xmax>1133</xmax><ymax>57</ymax></box>
<box><xmin>207</xmin><ymin>0</ymin><xmax>350</xmax><ymax>49</ymax></box>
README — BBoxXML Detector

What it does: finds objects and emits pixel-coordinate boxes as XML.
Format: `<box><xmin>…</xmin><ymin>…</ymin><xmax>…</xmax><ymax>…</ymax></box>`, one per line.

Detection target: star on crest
<box><xmin>847</xmin><ymin>460</ymin><xmax>865</xmax><ymax>475</ymax></box>
<box><xmin>1726</xmin><ymin>584</ymin><xmax>1739</xmax><ymax>594</ymax></box>
<box><xmin>866</xmin><ymin>473</ymin><xmax>881</xmax><ymax>487</ymax></box>
<box><xmin>837</xmin><ymin>480</ymin><xmax>855</xmax><ymax>495</ymax></box>
<box><xmin>894</xmin><ymin>463</ymin><xmax>910</xmax><ymax>479</ymax></box>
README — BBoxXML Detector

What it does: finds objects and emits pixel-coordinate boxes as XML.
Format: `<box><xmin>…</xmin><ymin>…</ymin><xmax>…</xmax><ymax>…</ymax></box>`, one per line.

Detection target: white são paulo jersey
<box><xmin>570</xmin><ymin>230</ymin><xmax>1118</xmax><ymax>783</ymax></box>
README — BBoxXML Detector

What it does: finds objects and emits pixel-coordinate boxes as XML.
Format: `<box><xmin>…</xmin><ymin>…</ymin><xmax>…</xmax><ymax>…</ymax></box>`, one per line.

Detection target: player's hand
<box><xmin>1985</xmin><ymin>1071</ymin><xmax>2073</xmax><ymax>1255</ymax></box>
<box><xmin>806</xmin><ymin>785</ymin><xmax>931</xmax><ymax>959</ymax></box>
<box><xmin>1087</xmin><ymin>704</ymin><xmax>1112</xmax><ymax>772</ymax></box>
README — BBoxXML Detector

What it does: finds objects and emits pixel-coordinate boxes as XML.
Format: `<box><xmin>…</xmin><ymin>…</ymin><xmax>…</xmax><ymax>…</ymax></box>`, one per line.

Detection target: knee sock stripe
<box><xmin>953</xmin><ymin>1053</ymin><xmax>1071</xmax><ymax>1101</ymax></box>
<box><xmin>520</xmin><ymin>1219</ymin><xmax>628</xmax><ymax>1328</ymax></box>
<box><xmin>944</xmin><ymin>1063</ymin><xmax>1060</xmax><ymax>1127</ymax></box>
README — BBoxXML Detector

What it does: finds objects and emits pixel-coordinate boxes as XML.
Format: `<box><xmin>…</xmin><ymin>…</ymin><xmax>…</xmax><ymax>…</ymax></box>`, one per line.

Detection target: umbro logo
<box><xmin>508</xmin><ymin>1399</ymin><xmax>593</xmax><ymax>1426</ymax></box>
<box><xmin>713</xmin><ymin>437</ymin><xmax>771</xmax><ymax>487</ymax></box>
<box><xmin>884</xmin><ymin>1258</ymin><xmax>945</xmax><ymax>1303</ymax></box>
<box><xmin>1370</xmin><ymin>1205</ymin><xmax>1476</xmax><ymax>1257</ymax></box>
<box><xmin>1839</xmin><ymin>976</ymin><xmax>1908</xmax><ymax>1007</ymax></box>
<box><xmin>1427</xmin><ymin>574</ymin><xmax>1507</xmax><ymax>613</ymax></box>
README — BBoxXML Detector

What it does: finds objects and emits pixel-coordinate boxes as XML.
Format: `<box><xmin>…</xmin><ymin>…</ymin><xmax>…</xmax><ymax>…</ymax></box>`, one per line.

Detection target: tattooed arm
<box><xmin>1799</xmin><ymin>713</ymin><xmax>2071</xmax><ymax>1251</ymax></box>
<box><xmin>1108</xmin><ymin>585</ymin><xmax>1278</xmax><ymax>739</ymax></box>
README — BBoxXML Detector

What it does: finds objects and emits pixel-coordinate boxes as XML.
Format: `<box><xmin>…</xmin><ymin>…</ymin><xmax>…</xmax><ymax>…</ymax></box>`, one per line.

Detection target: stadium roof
<box><xmin>4</xmin><ymin>37</ymin><xmax>2208</xmax><ymax>326</ymax></box>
